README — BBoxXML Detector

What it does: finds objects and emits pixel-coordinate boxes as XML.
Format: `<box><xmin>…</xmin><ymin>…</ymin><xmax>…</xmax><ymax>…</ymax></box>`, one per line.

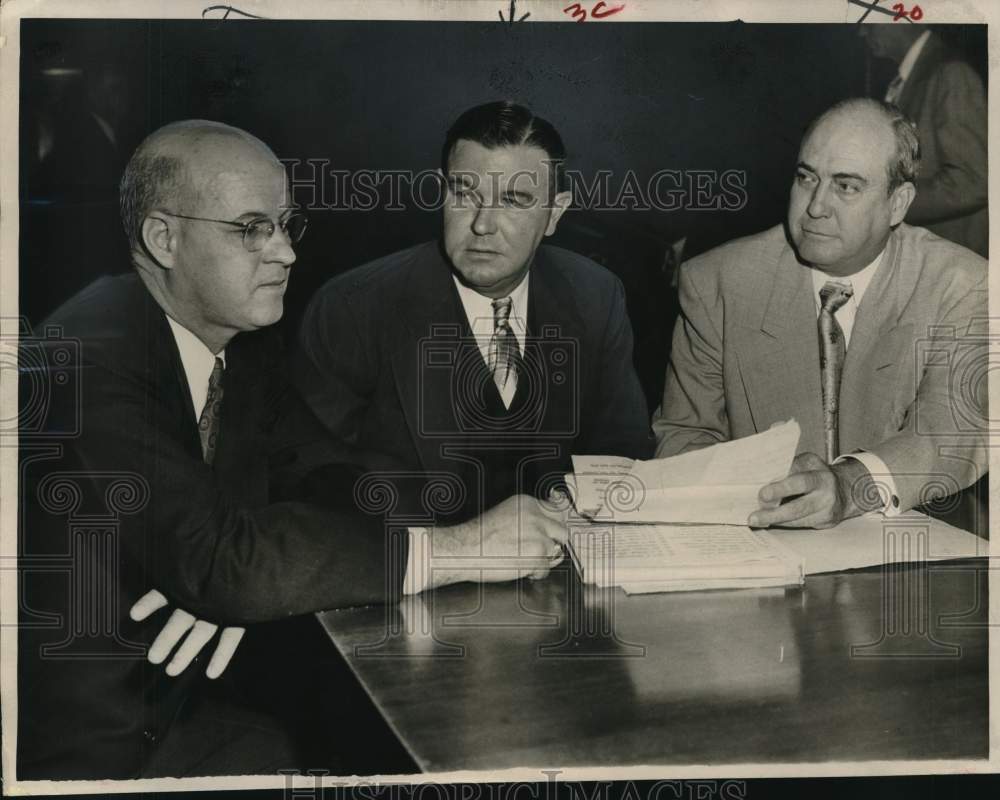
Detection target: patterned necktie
<box><xmin>198</xmin><ymin>357</ymin><xmax>225</xmax><ymax>465</ymax></box>
<box><xmin>488</xmin><ymin>296</ymin><xmax>518</xmax><ymax>402</ymax></box>
<box><xmin>884</xmin><ymin>73</ymin><xmax>904</xmax><ymax>104</ymax></box>
<box><xmin>818</xmin><ymin>281</ymin><xmax>854</xmax><ymax>463</ymax></box>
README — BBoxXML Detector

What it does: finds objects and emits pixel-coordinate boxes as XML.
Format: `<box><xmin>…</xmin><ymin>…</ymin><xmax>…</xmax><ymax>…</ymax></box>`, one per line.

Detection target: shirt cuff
<box><xmin>402</xmin><ymin>526</ymin><xmax>431</xmax><ymax>595</ymax></box>
<box><xmin>836</xmin><ymin>452</ymin><xmax>902</xmax><ymax>516</ymax></box>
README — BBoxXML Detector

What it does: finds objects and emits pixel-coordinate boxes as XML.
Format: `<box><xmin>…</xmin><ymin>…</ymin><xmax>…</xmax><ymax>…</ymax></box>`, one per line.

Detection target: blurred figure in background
<box><xmin>860</xmin><ymin>24</ymin><xmax>987</xmax><ymax>257</ymax></box>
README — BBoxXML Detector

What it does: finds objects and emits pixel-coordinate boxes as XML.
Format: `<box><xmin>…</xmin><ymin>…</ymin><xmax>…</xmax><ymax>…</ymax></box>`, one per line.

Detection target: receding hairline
<box><xmin>803</xmin><ymin>100</ymin><xmax>896</xmax><ymax>154</ymax></box>
<box><xmin>135</xmin><ymin>119</ymin><xmax>279</xmax><ymax>164</ymax></box>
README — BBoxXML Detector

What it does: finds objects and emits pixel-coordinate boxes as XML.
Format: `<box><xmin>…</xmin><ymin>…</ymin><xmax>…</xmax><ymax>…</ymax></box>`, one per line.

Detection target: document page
<box><xmin>773</xmin><ymin>512</ymin><xmax>991</xmax><ymax>574</ymax></box>
<box><xmin>569</xmin><ymin>420</ymin><xmax>800</xmax><ymax>524</ymax></box>
<box><xmin>569</xmin><ymin>523</ymin><xmax>804</xmax><ymax>590</ymax></box>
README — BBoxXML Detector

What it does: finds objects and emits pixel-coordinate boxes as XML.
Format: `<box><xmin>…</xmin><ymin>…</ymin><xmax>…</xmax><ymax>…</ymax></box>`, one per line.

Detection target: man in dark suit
<box><xmin>294</xmin><ymin>101</ymin><xmax>653</xmax><ymax>544</ymax></box>
<box><xmin>653</xmin><ymin>99</ymin><xmax>987</xmax><ymax>530</ymax></box>
<box><xmin>860</xmin><ymin>25</ymin><xmax>987</xmax><ymax>256</ymax></box>
<box><xmin>17</xmin><ymin>119</ymin><xmax>568</xmax><ymax>780</ymax></box>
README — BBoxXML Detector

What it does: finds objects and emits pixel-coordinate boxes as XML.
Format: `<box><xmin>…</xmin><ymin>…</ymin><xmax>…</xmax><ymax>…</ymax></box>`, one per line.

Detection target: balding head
<box><xmin>803</xmin><ymin>98</ymin><xmax>920</xmax><ymax>195</ymax></box>
<box><xmin>120</xmin><ymin>120</ymin><xmax>281</xmax><ymax>254</ymax></box>
<box><xmin>788</xmin><ymin>98</ymin><xmax>918</xmax><ymax>277</ymax></box>
<box><xmin>121</xmin><ymin>120</ymin><xmax>298</xmax><ymax>353</ymax></box>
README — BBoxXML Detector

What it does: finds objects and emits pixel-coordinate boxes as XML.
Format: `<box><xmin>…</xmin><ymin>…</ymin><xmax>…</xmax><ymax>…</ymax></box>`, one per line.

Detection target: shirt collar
<box><xmin>810</xmin><ymin>247</ymin><xmax>885</xmax><ymax>306</ymax></box>
<box><xmin>452</xmin><ymin>270</ymin><xmax>530</xmax><ymax>331</ymax></box>
<box><xmin>166</xmin><ymin>315</ymin><xmax>225</xmax><ymax>417</ymax></box>
<box><xmin>898</xmin><ymin>29</ymin><xmax>932</xmax><ymax>82</ymax></box>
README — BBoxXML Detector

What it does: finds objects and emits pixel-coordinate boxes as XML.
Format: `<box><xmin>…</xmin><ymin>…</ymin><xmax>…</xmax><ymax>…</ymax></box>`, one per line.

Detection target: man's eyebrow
<box><xmin>234</xmin><ymin>210</ymin><xmax>275</xmax><ymax>220</ymax></box>
<box><xmin>831</xmin><ymin>172</ymin><xmax>868</xmax><ymax>184</ymax></box>
<box><xmin>795</xmin><ymin>162</ymin><xmax>869</xmax><ymax>184</ymax></box>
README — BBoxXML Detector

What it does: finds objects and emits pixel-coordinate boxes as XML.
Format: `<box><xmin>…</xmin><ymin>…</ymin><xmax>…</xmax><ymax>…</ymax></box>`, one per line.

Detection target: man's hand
<box><xmin>130</xmin><ymin>590</ymin><xmax>245</xmax><ymax>679</ymax></box>
<box><xmin>425</xmin><ymin>494</ymin><xmax>570</xmax><ymax>588</ymax></box>
<box><xmin>747</xmin><ymin>452</ymin><xmax>877</xmax><ymax>529</ymax></box>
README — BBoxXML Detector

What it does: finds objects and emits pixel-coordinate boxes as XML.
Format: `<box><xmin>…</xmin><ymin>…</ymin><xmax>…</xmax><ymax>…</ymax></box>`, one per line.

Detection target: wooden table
<box><xmin>317</xmin><ymin>560</ymin><xmax>988</xmax><ymax>771</ymax></box>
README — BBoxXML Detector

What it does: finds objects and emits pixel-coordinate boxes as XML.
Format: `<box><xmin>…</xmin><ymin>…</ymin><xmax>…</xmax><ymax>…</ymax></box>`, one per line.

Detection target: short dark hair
<box><xmin>120</xmin><ymin>151</ymin><xmax>184</xmax><ymax>253</ymax></box>
<box><xmin>441</xmin><ymin>101</ymin><xmax>569</xmax><ymax>193</ymax></box>
<box><xmin>804</xmin><ymin>98</ymin><xmax>921</xmax><ymax>194</ymax></box>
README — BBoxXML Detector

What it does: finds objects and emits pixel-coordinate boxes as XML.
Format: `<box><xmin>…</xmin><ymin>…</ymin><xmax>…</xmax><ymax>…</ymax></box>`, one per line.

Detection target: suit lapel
<box><xmin>137</xmin><ymin>279</ymin><xmax>203</xmax><ymax>462</ymax></box>
<box><xmin>389</xmin><ymin>243</ymin><xmax>471</xmax><ymax>475</ymax></box>
<box><xmin>839</xmin><ymin>230</ymin><xmax>910</xmax><ymax>451</ymax></box>
<box><xmin>524</xmin><ymin>248</ymin><xmax>586</xmax><ymax>441</ymax></box>
<box><xmin>733</xmin><ymin>241</ymin><xmax>825</xmax><ymax>454</ymax></box>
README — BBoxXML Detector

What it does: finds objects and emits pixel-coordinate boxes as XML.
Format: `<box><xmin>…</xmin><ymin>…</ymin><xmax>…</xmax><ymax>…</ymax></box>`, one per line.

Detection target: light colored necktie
<box><xmin>818</xmin><ymin>281</ymin><xmax>853</xmax><ymax>463</ymax></box>
<box><xmin>488</xmin><ymin>296</ymin><xmax>518</xmax><ymax>402</ymax></box>
<box><xmin>884</xmin><ymin>73</ymin><xmax>904</xmax><ymax>104</ymax></box>
<box><xmin>198</xmin><ymin>357</ymin><xmax>225</xmax><ymax>465</ymax></box>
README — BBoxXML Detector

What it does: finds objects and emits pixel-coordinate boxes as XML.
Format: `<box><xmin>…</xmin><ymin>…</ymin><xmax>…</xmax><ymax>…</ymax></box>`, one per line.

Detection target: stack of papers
<box><xmin>569</xmin><ymin>523</ymin><xmax>805</xmax><ymax>594</ymax></box>
<box><xmin>564</xmin><ymin>420</ymin><xmax>990</xmax><ymax>594</ymax></box>
<box><xmin>567</xmin><ymin>420</ymin><xmax>800</xmax><ymax>525</ymax></box>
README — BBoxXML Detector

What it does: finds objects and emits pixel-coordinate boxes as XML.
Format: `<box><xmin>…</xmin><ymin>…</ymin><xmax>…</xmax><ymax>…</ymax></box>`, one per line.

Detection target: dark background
<box><xmin>19</xmin><ymin>19</ymin><xmax>987</xmax><ymax>406</ymax></box>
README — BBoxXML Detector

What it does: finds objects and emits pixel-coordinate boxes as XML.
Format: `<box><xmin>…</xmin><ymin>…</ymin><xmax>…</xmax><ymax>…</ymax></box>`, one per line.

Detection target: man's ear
<box><xmin>544</xmin><ymin>190</ymin><xmax>573</xmax><ymax>236</ymax></box>
<box><xmin>141</xmin><ymin>213</ymin><xmax>177</xmax><ymax>268</ymax></box>
<box><xmin>888</xmin><ymin>181</ymin><xmax>916</xmax><ymax>227</ymax></box>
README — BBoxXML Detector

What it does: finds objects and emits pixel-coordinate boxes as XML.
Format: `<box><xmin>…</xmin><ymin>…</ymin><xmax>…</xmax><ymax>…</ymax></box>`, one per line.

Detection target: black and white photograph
<box><xmin>1</xmin><ymin>0</ymin><xmax>996</xmax><ymax>796</ymax></box>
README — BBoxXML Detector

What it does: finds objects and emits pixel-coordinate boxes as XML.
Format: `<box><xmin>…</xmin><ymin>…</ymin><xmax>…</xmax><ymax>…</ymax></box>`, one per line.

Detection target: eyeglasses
<box><xmin>162</xmin><ymin>211</ymin><xmax>308</xmax><ymax>252</ymax></box>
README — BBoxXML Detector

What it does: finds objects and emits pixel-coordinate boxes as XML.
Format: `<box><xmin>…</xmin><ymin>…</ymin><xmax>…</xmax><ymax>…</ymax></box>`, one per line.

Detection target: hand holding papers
<box><xmin>564</xmin><ymin>421</ymin><xmax>804</xmax><ymax>593</ymax></box>
<box><xmin>567</xmin><ymin>419</ymin><xmax>801</xmax><ymax>525</ymax></box>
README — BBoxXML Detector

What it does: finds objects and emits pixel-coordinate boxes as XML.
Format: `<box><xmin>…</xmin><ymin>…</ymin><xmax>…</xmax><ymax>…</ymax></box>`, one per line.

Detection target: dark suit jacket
<box><xmin>897</xmin><ymin>34</ymin><xmax>988</xmax><ymax>257</ymax></box>
<box><xmin>652</xmin><ymin>223</ymin><xmax>988</xmax><ymax>514</ymax></box>
<box><xmin>18</xmin><ymin>273</ymin><xmax>405</xmax><ymax>780</ymax></box>
<box><xmin>294</xmin><ymin>241</ymin><xmax>653</xmax><ymax>523</ymax></box>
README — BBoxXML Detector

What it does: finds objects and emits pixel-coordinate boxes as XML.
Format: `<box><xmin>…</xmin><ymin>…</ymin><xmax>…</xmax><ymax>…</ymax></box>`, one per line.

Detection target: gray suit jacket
<box><xmin>898</xmin><ymin>34</ymin><xmax>988</xmax><ymax>257</ymax></box>
<box><xmin>652</xmin><ymin>223</ymin><xmax>987</xmax><ymax>513</ymax></box>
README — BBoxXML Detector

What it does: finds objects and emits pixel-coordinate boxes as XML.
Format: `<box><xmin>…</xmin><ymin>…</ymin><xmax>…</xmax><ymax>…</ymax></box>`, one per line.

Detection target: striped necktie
<box><xmin>488</xmin><ymin>296</ymin><xmax>518</xmax><ymax>405</ymax></box>
<box><xmin>818</xmin><ymin>281</ymin><xmax>853</xmax><ymax>463</ymax></box>
<box><xmin>198</xmin><ymin>357</ymin><xmax>225</xmax><ymax>465</ymax></box>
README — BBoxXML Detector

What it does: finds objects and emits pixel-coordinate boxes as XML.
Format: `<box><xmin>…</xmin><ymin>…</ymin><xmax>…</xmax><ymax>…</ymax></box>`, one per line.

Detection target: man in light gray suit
<box><xmin>653</xmin><ymin>98</ymin><xmax>987</xmax><ymax>530</ymax></box>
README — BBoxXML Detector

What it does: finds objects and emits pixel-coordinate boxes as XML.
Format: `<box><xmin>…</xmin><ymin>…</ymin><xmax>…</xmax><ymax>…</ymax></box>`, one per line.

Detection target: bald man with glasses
<box><xmin>18</xmin><ymin>120</ymin><xmax>567</xmax><ymax>780</ymax></box>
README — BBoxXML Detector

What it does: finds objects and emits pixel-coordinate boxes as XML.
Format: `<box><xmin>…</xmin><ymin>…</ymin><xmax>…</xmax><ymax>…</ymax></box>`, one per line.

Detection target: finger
<box><xmin>130</xmin><ymin>589</ymin><xmax>169</xmax><ymax>622</ymax></box>
<box><xmin>534</xmin><ymin>514</ymin><xmax>571</xmax><ymax>545</ymax></box>
<box><xmin>166</xmin><ymin>620</ymin><xmax>218</xmax><ymax>677</ymax></box>
<box><xmin>147</xmin><ymin>608</ymin><xmax>195</xmax><ymax>664</ymax></box>
<box><xmin>758</xmin><ymin>471</ymin><xmax>818</xmax><ymax>504</ymax></box>
<box><xmin>206</xmin><ymin>626</ymin><xmax>246</xmax><ymax>680</ymax></box>
<box><xmin>748</xmin><ymin>491</ymin><xmax>824</xmax><ymax>528</ymax></box>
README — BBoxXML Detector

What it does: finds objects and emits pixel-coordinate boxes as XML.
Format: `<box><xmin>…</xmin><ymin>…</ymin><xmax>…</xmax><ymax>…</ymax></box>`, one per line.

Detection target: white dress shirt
<box><xmin>166</xmin><ymin>315</ymin><xmax>225</xmax><ymax>419</ymax></box>
<box><xmin>810</xmin><ymin>251</ymin><xmax>901</xmax><ymax>514</ymax></box>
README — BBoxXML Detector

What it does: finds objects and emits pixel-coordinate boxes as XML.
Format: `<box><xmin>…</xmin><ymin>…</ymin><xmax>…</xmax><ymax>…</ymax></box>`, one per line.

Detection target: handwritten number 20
<box><xmin>892</xmin><ymin>3</ymin><xmax>924</xmax><ymax>21</ymax></box>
